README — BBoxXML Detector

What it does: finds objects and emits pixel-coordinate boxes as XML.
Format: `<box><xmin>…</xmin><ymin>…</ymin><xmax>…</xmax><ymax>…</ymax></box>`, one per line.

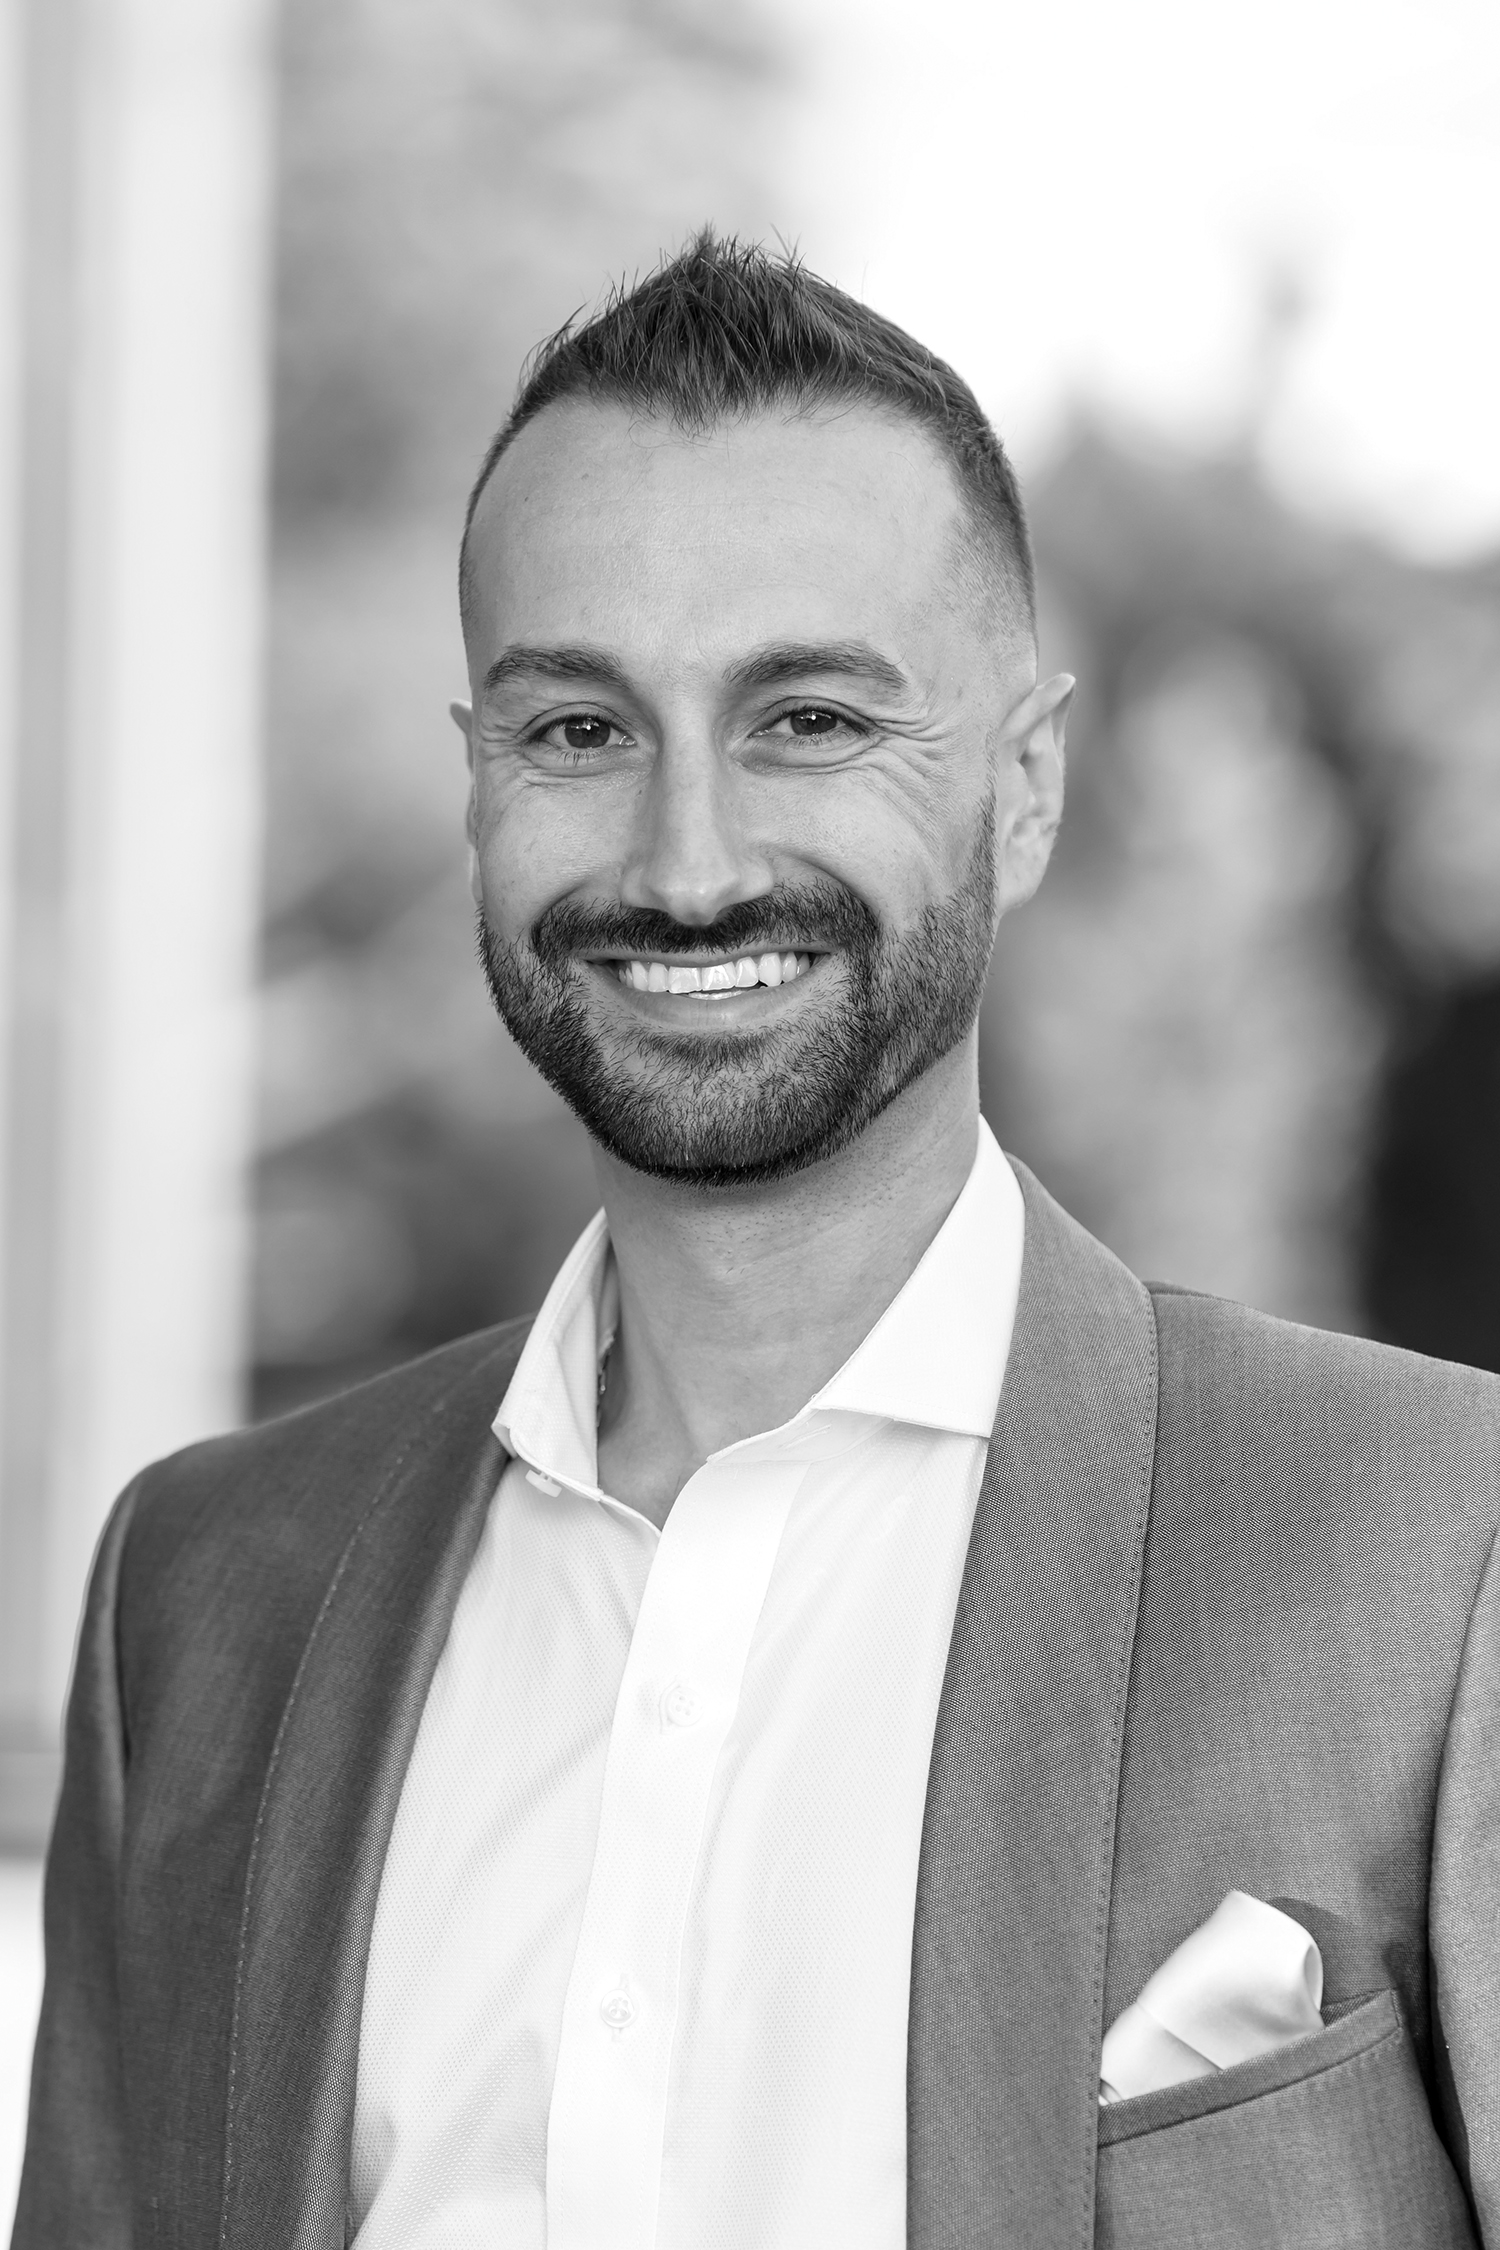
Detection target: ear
<box><xmin>995</xmin><ymin>672</ymin><xmax>1072</xmax><ymax>916</ymax></box>
<box><xmin>450</xmin><ymin>700</ymin><xmax>483</xmax><ymax>904</ymax></box>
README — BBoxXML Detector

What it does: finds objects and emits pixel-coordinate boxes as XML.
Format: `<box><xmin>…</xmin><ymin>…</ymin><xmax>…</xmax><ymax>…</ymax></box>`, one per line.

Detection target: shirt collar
<box><xmin>493</xmin><ymin>1118</ymin><xmax>1024</xmax><ymax>1490</ymax></box>
<box><xmin>813</xmin><ymin>1119</ymin><xmax>1023</xmax><ymax>1440</ymax></box>
<box><xmin>493</xmin><ymin>1212</ymin><xmax>617</xmax><ymax>1495</ymax></box>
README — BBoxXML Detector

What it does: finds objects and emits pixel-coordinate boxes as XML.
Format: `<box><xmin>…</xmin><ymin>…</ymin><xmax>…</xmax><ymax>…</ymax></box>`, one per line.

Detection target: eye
<box><xmin>759</xmin><ymin>704</ymin><xmax>868</xmax><ymax>749</ymax></box>
<box><xmin>528</xmin><ymin>712</ymin><xmax>633</xmax><ymax>760</ymax></box>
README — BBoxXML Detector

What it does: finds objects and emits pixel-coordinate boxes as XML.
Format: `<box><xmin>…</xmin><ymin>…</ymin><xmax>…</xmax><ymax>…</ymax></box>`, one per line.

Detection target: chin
<box><xmin>559</xmin><ymin>1041</ymin><xmax>913</xmax><ymax>1191</ymax></box>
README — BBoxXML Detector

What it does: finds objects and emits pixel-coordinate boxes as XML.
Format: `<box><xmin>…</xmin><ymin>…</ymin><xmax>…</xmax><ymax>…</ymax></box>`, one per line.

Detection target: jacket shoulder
<box><xmin>1145</xmin><ymin>1281</ymin><xmax>1500</xmax><ymax>1531</ymax></box>
<box><xmin>136</xmin><ymin>1313</ymin><xmax>529</xmax><ymax>1499</ymax></box>
<box><xmin>116</xmin><ymin>1317</ymin><xmax>532</xmax><ymax>1630</ymax></box>
<box><xmin>1147</xmin><ymin>1278</ymin><xmax>1500</xmax><ymax>1413</ymax></box>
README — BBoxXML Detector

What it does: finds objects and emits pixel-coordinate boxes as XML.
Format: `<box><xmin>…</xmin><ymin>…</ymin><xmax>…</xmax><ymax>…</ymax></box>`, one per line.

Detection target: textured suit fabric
<box><xmin>13</xmin><ymin>1321</ymin><xmax>530</xmax><ymax>2250</ymax></box>
<box><xmin>1433</xmin><ymin>1524</ymin><xmax>1500</xmax><ymax>2237</ymax></box>
<box><xmin>15</xmin><ymin>1472</ymin><xmax>137</xmax><ymax>2249</ymax></box>
<box><xmin>906</xmin><ymin>1170</ymin><xmax>1158</xmax><ymax>2247</ymax></box>
<box><xmin>12</xmin><ymin>1167</ymin><xmax>1500</xmax><ymax>2250</ymax></box>
<box><xmin>1091</xmin><ymin>1283</ymin><xmax>1498</xmax><ymax>2249</ymax></box>
<box><xmin>1095</xmin><ymin>1994</ymin><xmax>1476</xmax><ymax>2247</ymax></box>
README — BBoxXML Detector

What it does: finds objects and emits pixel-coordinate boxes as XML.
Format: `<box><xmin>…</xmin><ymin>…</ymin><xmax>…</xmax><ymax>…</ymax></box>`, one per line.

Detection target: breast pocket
<box><xmin>1095</xmin><ymin>1993</ymin><xmax>1476</xmax><ymax>2249</ymax></box>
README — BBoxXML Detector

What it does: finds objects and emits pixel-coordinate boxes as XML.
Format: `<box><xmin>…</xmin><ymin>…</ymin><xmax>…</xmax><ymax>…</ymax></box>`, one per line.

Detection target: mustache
<box><xmin>529</xmin><ymin>881</ymin><xmax>880</xmax><ymax>965</ymax></box>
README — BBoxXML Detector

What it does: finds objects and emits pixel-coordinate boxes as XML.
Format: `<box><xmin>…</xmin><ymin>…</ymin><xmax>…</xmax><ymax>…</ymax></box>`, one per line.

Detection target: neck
<box><xmin>592</xmin><ymin>1038</ymin><xmax>981</xmax><ymax>1526</ymax></box>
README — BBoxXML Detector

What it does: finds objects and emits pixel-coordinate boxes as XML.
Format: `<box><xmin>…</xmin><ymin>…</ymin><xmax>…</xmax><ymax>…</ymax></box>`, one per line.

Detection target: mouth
<box><xmin>601</xmin><ymin>949</ymin><xmax>818</xmax><ymax>999</ymax></box>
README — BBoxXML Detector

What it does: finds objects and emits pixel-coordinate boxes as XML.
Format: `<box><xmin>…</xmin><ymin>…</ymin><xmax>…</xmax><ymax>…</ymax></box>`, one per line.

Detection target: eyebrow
<box><xmin>480</xmin><ymin>638</ymin><xmax>912</xmax><ymax>702</ymax></box>
<box><xmin>482</xmin><ymin>644</ymin><xmax>631</xmax><ymax>697</ymax></box>
<box><xmin>724</xmin><ymin>640</ymin><xmax>911</xmax><ymax>699</ymax></box>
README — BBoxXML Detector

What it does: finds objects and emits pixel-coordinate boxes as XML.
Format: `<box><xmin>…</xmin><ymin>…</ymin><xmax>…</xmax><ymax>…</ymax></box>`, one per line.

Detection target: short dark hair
<box><xmin>460</xmin><ymin>229</ymin><xmax>1034</xmax><ymax>630</ymax></box>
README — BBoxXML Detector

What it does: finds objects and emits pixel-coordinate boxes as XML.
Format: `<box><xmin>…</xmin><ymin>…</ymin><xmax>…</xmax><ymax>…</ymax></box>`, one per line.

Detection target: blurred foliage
<box><xmin>984</xmin><ymin>428</ymin><xmax>1500</xmax><ymax>1354</ymax></box>
<box><xmin>272</xmin><ymin>0</ymin><xmax>783</xmax><ymax>531</ymax></box>
<box><xmin>256</xmin><ymin>0</ymin><xmax>1500</xmax><ymax>1416</ymax></box>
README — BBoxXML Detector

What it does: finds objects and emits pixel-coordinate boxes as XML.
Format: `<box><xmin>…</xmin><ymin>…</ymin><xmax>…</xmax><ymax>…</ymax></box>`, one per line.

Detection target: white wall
<box><xmin>0</xmin><ymin>0</ymin><xmax>274</xmax><ymax>1837</ymax></box>
<box><xmin>0</xmin><ymin>1858</ymin><xmax>43</xmax><ymax>2235</ymax></box>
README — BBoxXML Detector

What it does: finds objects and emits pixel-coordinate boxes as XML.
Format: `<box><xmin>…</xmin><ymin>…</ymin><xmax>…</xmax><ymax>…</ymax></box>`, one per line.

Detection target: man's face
<box><xmin>458</xmin><ymin>400</ymin><xmax>1064</xmax><ymax>1186</ymax></box>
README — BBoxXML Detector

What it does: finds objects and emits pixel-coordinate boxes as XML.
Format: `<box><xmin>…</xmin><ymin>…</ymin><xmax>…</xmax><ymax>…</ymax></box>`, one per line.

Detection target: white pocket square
<box><xmin>1099</xmin><ymin>1890</ymin><xmax>1324</xmax><ymax>2104</ymax></box>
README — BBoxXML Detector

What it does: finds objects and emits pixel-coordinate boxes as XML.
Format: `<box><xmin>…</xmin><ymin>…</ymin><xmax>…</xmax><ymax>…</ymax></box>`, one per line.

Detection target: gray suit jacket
<box><xmin>14</xmin><ymin>1166</ymin><xmax>1500</xmax><ymax>2248</ymax></box>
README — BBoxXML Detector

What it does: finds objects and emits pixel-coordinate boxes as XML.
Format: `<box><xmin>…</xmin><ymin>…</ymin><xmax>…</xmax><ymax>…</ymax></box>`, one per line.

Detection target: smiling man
<box><xmin>15</xmin><ymin>236</ymin><xmax>1500</xmax><ymax>2250</ymax></box>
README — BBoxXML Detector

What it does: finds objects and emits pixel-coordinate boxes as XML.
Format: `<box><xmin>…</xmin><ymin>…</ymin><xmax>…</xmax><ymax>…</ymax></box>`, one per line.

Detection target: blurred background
<box><xmin>1</xmin><ymin>0</ymin><xmax>1497</xmax><ymax>2215</ymax></box>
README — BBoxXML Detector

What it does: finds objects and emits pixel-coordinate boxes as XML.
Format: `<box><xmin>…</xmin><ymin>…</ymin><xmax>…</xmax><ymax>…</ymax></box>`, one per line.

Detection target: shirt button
<box><xmin>661</xmin><ymin>1679</ymin><xmax>701</xmax><ymax>1729</ymax></box>
<box><xmin>600</xmin><ymin>1987</ymin><xmax>637</xmax><ymax>2031</ymax></box>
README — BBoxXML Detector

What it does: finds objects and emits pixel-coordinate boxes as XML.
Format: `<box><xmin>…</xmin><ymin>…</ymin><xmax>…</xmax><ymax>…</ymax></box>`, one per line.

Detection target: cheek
<box><xmin>472</xmin><ymin>774</ymin><xmax>624</xmax><ymax>933</ymax></box>
<box><xmin>776</xmin><ymin>769</ymin><xmax>971</xmax><ymax>925</ymax></box>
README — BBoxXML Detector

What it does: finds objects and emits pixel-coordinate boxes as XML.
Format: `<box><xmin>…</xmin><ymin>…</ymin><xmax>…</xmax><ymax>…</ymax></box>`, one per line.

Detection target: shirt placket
<box><xmin>544</xmin><ymin>1447</ymin><xmax>806</xmax><ymax>2250</ymax></box>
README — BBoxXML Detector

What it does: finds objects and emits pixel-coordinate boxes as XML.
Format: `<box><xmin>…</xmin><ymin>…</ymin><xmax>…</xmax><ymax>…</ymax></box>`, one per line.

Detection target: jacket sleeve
<box><xmin>1431</xmin><ymin>1521</ymin><xmax>1500</xmax><ymax>2247</ymax></box>
<box><xmin>10</xmin><ymin>1480</ymin><xmax>141</xmax><ymax>2250</ymax></box>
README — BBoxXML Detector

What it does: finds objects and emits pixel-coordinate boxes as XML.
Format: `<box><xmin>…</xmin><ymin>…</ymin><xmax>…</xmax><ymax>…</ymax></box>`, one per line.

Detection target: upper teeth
<box><xmin>615</xmin><ymin>951</ymin><xmax>813</xmax><ymax>995</ymax></box>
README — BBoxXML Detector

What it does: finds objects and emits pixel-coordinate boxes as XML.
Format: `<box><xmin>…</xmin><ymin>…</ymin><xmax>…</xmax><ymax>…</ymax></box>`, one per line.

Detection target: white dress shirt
<box><xmin>350</xmin><ymin>1121</ymin><xmax>1024</xmax><ymax>2250</ymax></box>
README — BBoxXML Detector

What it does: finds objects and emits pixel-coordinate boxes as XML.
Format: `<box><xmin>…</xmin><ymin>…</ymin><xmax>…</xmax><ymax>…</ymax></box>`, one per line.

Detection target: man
<box><xmin>14</xmin><ymin>234</ymin><xmax>1499</xmax><ymax>2249</ymax></box>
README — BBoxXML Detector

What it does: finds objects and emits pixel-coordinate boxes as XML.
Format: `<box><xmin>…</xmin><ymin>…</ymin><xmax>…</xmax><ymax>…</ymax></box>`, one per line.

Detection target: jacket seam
<box><xmin>1426</xmin><ymin>1513</ymin><xmax>1500</xmax><ymax>2210</ymax></box>
<box><xmin>103</xmin><ymin>1474</ymin><xmax>146</xmax><ymax>2240</ymax></box>
<box><xmin>1434</xmin><ymin>1521</ymin><xmax>1499</xmax><ymax>1769</ymax></box>
<box><xmin>1081</xmin><ymin>1275</ymin><xmax>1161</xmax><ymax>2247</ymax></box>
<box><xmin>110</xmin><ymin>1475</ymin><xmax>146</xmax><ymax>1770</ymax></box>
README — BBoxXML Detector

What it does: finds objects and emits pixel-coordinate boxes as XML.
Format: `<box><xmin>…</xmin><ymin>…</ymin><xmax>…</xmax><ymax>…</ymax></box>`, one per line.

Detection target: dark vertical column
<box><xmin>1362</xmin><ymin>980</ymin><xmax>1500</xmax><ymax>1376</ymax></box>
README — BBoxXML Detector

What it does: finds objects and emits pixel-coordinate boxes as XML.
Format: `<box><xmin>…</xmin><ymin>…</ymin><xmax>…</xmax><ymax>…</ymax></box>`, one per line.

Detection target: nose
<box><xmin>618</xmin><ymin>738</ymin><xmax>775</xmax><ymax>927</ymax></box>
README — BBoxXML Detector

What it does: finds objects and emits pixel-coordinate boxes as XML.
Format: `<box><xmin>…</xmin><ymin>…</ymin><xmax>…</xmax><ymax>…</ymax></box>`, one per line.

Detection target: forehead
<box><xmin>462</xmin><ymin>399</ymin><xmax>976</xmax><ymax>665</ymax></box>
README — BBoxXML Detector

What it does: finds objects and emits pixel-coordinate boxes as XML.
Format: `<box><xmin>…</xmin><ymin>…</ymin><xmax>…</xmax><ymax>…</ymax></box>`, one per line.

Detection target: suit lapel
<box><xmin>908</xmin><ymin>1163</ymin><xmax>1159</xmax><ymax>2250</ymax></box>
<box><xmin>218</xmin><ymin>1335</ymin><xmax>525</xmax><ymax>2250</ymax></box>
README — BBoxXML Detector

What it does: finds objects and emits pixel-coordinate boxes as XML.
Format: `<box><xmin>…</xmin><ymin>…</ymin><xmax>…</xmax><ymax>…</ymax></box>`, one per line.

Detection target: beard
<box><xmin>478</xmin><ymin>801</ymin><xmax>996</xmax><ymax>1188</ymax></box>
